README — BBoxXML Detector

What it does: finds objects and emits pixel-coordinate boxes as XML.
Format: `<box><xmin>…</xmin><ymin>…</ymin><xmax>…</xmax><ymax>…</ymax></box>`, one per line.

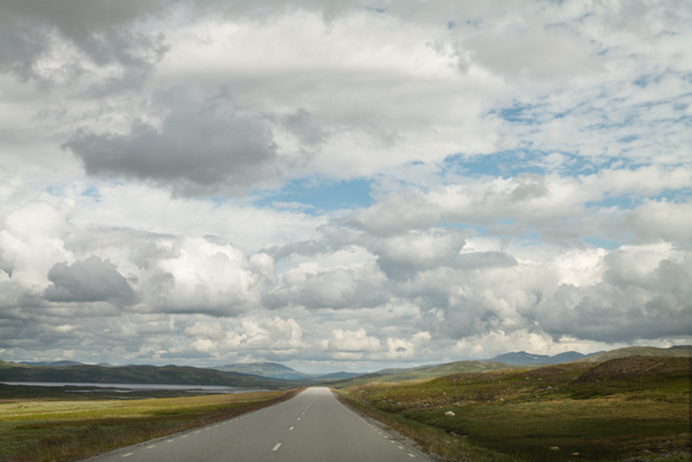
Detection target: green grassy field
<box><xmin>337</xmin><ymin>356</ymin><xmax>691</xmax><ymax>462</ymax></box>
<box><xmin>0</xmin><ymin>385</ymin><xmax>300</xmax><ymax>462</ymax></box>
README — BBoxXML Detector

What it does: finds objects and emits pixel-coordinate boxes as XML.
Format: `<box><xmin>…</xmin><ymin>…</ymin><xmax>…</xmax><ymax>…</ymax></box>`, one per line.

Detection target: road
<box><xmin>85</xmin><ymin>387</ymin><xmax>434</xmax><ymax>462</ymax></box>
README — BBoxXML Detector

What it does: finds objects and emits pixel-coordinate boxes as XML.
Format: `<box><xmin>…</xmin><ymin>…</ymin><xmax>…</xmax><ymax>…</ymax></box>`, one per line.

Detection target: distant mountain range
<box><xmin>571</xmin><ymin>345</ymin><xmax>691</xmax><ymax>362</ymax></box>
<box><xmin>1</xmin><ymin>345</ymin><xmax>688</xmax><ymax>387</ymax></box>
<box><xmin>0</xmin><ymin>362</ymin><xmax>285</xmax><ymax>388</ymax></box>
<box><xmin>211</xmin><ymin>362</ymin><xmax>360</xmax><ymax>382</ymax></box>
<box><xmin>484</xmin><ymin>350</ymin><xmax>602</xmax><ymax>365</ymax></box>
<box><xmin>17</xmin><ymin>360</ymin><xmax>84</xmax><ymax>367</ymax></box>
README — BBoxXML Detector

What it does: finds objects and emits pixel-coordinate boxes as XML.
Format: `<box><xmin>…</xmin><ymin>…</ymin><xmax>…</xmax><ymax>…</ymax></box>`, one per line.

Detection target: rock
<box><xmin>550</xmin><ymin>446</ymin><xmax>560</xmax><ymax>451</ymax></box>
<box><xmin>445</xmin><ymin>411</ymin><xmax>455</xmax><ymax>417</ymax></box>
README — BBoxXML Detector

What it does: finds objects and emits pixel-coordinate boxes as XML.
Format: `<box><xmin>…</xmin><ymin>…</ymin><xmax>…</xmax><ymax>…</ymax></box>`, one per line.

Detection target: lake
<box><xmin>0</xmin><ymin>382</ymin><xmax>272</xmax><ymax>394</ymax></box>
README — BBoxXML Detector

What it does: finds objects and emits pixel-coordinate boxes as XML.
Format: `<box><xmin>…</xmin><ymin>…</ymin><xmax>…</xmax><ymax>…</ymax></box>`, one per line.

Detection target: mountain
<box><xmin>212</xmin><ymin>362</ymin><xmax>362</xmax><ymax>382</ymax></box>
<box><xmin>572</xmin><ymin>345</ymin><xmax>691</xmax><ymax>362</ymax></box>
<box><xmin>328</xmin><ymin>360</ymin><xmax>520</xmax><ymax>387</ymax></box>
<box><xmin>486</xmin><ymin>346</ymin><xmax>691</xmax><ymax>366</ymax></box>
<box><xmin>486</xmin><ymin>351</ymin><xmax>595</xmax><ymax>365</ymax></box>
<box><xmin>17</xmin><ymin>360</ymin><xmax>84</xmax><ymax>367</ymax></box>
<box><xmin>213</xmin><ymin>362</ymin><xmax>314</xmax><ymax>381</ymax></box>
<box><xmin>0</xmin><ymin>363</ymin><xmax>285</xmax><ymax>388</ymax></box>
<box><xmin>314</xmin><ymin>371</ymin><xmax>361</xmax><ymax>380</ymax></box>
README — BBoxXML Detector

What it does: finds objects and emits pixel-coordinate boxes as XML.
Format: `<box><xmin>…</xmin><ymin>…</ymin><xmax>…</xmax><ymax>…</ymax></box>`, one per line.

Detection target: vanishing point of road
<box><xmin>85</xmin><ymin>387</ymin><xmax>434</xmax><ymax>462</ymax></box>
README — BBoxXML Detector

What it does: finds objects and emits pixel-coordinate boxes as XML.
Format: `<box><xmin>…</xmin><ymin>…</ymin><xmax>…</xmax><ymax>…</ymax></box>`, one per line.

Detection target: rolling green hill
<box><xmin>330</xmin><ymin>360</ymin><xmax>527</xmax><ymax>386</ymax></box>
<box><xmin>213</xmin><ymin>362</ymin><xmax>314</xmax><ymax>381</ymax></box>
<box><xmin>338</xmin><ymin>356</ymin><xmax>691</xmax><ymax>462</ymax></box>
<box><xmin>572</xmin><ymin>345</ymin><xmax>691</xmax><ymax>363</ymax></box>
<box><xmin>0</xmin><ymin>363</ymin><xmax>286</xmax><ymax>388</ymax></box>
<box><xmin>328</xmin><ymin>345</ymin><xmax>691</xmax><ymax>386</ymax></box>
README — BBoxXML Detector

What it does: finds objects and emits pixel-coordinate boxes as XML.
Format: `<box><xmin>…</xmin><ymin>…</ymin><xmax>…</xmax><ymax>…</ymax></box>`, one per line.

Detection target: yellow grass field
<box><xmin>0</xmin><ymin>388</ymin><xmax>299</xmax><ymax>462</ymax></box>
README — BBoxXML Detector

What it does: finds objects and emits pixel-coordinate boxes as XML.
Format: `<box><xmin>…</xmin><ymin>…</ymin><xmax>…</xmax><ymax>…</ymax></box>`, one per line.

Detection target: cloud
<box><xmin>369</xmin><ymin>228</ymin><xmax>469</xmax><ymax>279</ymax></box>
<box><xmin>0</xmin><ymin>0</ymin><xmax>167</xmax><ymax>87</ymax></box>
<box><xmin>146</xmin><ymin>236</ymin><xmax>276</xmax><ymax>316</ymax></box>
<box><xmin>320</xmin><ymin>328</ymin><xmax>382</xmax><ymax>353</ymax></box>
<box><xmin>384</xmin><ymin>331</ymin><xmax>431</xmax><ymax>360</ymax></box>
<box><xmin>265</xmin><ymin>261</ymin><xmax>386</xmax><ymax>310</ymax></box>
<box><xmin>44</xmin><ymin>256</ymin><xmax>138</xmax><ymax>305</ymax></box>
<box><xmin>1</xmin><ymin>0</ymin><xmax>690</xmax><ymax>370</ymax></box>
<box><xmin>64</xmin><ymin>86</ymin><xmax>281</xmax><ymax>195</ymax></box>
<box><xmin>0</xmin><ymin>199</ymin><xmax>75</xmax><ymax>290</ymax></box>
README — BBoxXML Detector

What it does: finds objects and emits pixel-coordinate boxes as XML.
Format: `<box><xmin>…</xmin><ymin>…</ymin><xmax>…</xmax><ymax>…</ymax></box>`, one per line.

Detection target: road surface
<box><xmin>85</xmin><ymin>387</ymin><xmax>434</xmax><ymax>462</ymax></box>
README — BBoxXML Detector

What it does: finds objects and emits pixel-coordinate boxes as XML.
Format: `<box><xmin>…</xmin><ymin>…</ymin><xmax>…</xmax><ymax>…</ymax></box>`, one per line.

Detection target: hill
<box><xmin>17</xmin><ymin>360</ymin><xmax>84</xmax><ymax>367</ymax></box>
<box><xmin>212</xmin><ymin>362</ymin><xmax>361</xmax><ymax>382</ymax></box>
<box><xmin>329</xmin><ymin>360</ymin><xmax>523</xmax><ymax>386</ymax></box>
<box><xmin>572</xmin><ymin>345</ymin><xmax>691</xmax><ymax>362</ymax></box>
<box><xmin>213</xmin><ymin>362</ymin><xmax>313</xmax><ymax>381</ymax></box>
<box><xmin>0</xmin><ymin>363</ymin><xmax>285</xmax><ymax>388</ymax></box>
<box><xmin>337</xmin><ymin>356</ymin><xmax>691</xmax><ymax>462</ymax></box>
<box><xmin>486</xmin><ymin>350</ymin><xmax>600</xmax><ymax>365</ymax></box>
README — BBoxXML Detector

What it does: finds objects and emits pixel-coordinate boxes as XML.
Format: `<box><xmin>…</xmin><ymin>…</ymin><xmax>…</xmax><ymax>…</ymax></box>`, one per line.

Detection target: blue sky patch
<box><xmin>254</xmin><ymin>177</ymin><xmax>373</xmax><ymax>213</ymax></box>
<box><xmin>46</xmin><ymin>185</ymin><xmax>63</xmax><ymax>196</ymax></box>
<box><xmin>583</xmin><ymin>237</ymin><xmax>622</xmax><ymax>250</ymax></box>
<box><xmin>81</xmin><ymin>186</ymin><xmax>101</xmax><ymax>201</ymax></box>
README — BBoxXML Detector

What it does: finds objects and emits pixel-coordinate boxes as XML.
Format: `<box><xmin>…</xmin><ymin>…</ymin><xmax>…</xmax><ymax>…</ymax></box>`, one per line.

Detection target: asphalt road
<box><xmin>85</xmin><ymin>387</ymin><xmax>434</xmax><ymax>462</ymax></box>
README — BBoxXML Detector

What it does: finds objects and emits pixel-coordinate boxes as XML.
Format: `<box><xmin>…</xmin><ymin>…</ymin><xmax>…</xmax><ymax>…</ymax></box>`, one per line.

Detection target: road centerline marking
<box><xmin>272</xmin><ymin>443</ymin><xmax>282</xmax><ymax>451</ymax></box>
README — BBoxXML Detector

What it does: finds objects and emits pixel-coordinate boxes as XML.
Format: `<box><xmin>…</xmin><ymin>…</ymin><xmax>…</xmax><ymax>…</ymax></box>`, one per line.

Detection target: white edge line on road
<box><xmin>272</xmin><ymin>443</ymin><xmax>282</xmax><ymax>451</ymax></box>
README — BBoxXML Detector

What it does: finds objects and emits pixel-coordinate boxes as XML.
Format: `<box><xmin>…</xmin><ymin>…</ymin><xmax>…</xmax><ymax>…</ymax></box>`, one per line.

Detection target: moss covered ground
<box><xmin>337</xmin><ymin>356</ymin><xmax>690</xmax><ymax>462</ymax></box>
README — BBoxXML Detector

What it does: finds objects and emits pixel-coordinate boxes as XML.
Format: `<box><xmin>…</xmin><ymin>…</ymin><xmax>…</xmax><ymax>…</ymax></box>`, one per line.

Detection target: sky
<box><xmin>0</xmin><ymin>0</ymin><xmax>690</xmax><ymax>374</ymax></box>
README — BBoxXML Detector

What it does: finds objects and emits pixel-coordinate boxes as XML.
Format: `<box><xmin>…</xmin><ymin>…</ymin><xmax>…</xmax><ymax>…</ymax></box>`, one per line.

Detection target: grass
<box><xmin>0</xmin><ymin>386</ymin><xmax>302</xmax><ymax>462</ymax></box>
<box><xmin>337</xmin><ymin>356</ymin><xmax>691</xmax><ymax>462</ymax></box>
<box><xmin>336</xmin><ymin>390</ymin><xmax>523</xmax><ymax>462</ymax></box>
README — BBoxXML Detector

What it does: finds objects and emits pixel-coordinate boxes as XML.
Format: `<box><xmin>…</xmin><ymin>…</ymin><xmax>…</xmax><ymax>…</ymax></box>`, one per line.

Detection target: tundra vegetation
<box><xmin>0</xmin><ymin>386</ymin><xmax>300</xmax><ymax>462</ymax></box>
<box><xmin>336</xmin><ymin>356</ymin><xmax>691</xmax><ymax>462</ymax></box>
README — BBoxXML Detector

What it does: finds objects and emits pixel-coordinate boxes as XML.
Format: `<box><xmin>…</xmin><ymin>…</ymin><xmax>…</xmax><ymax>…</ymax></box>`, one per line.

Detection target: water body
<box><xmin>0</xmin><ymin>382</ymin><xmax>272</xmax><ymax>394</ymax></box>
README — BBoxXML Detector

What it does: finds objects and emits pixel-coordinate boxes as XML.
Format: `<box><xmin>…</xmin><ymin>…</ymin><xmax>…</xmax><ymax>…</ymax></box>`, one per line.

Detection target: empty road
<box><xmin>85</xmin><ymin>387</ymin><xmax>433</xmax><ymax>462</ymax></box>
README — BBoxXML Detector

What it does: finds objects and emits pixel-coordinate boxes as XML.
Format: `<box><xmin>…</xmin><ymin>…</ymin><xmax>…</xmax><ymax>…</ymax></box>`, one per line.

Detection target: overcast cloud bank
<box><xmin>0</xmin><ymin>0</ymin><xmax>689</xmax><ymax>373</ymax></box>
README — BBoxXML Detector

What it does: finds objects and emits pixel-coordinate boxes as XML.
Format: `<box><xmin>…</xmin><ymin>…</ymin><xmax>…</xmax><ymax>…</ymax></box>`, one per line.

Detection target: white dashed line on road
<box><xmin>121</xmin><ymin>453</ymin><xmax>133</xmax><ymax>458</ymax></box>
<box><xmin>272</xmin><ymin>443</ymin><xmax>282</xmax><ymax>451</ymax></box>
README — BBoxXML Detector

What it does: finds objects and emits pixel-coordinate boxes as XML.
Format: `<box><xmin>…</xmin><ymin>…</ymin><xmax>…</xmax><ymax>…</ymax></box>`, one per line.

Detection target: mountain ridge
<box><xmin>485</xmin><ymin>350</ymin><xmax>600</xmax><ymax>365</ymax></box>
<box><xmin>2</xmin><ymin>345</ymin><xmax>688</xmax><ymax>386</ymax></box>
